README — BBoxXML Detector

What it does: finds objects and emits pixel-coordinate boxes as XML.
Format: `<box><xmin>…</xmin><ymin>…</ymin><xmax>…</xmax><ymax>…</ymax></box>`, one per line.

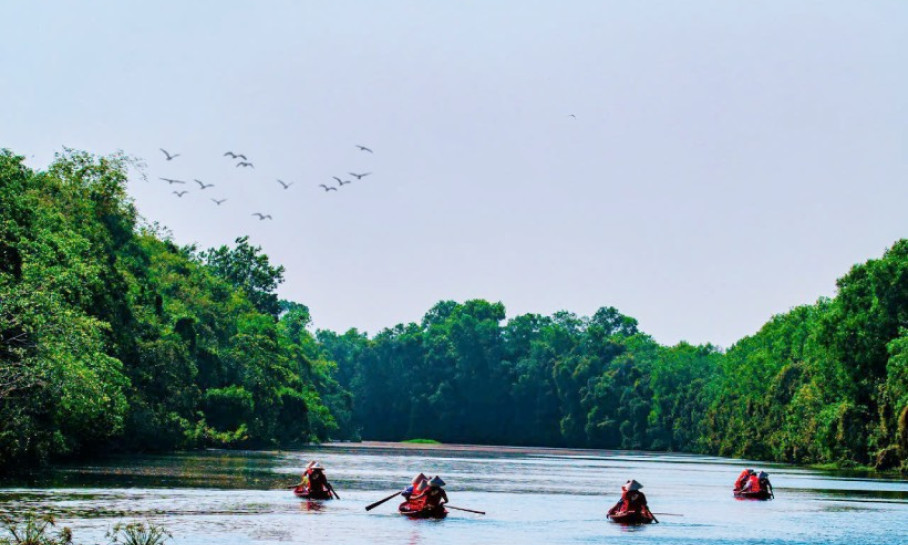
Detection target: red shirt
<box><xmin>620</xmin><ymin>490</ymin><xmax>648</xmax><ymax>512</ymax></box>
<box><xmin>411</xmin><ymin>487</ymin><xmax>448</xmax><ymax>508</ymax></box>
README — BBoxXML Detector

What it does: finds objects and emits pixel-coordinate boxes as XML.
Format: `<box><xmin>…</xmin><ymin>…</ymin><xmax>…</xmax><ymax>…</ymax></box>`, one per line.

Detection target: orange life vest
<box><xmin>747</xmin><ymin>474</ymin><xmax>762</xmax><ymax>492</ymax></box>
<box><xmin>411</xmin><ymin>487</ymin><xmax>446</xmax><ymax>508</ymax></box>
<box><xmin>620</xmin><ymin>490</ymin><xmax>647</xmax><ymax>512</ymax></box>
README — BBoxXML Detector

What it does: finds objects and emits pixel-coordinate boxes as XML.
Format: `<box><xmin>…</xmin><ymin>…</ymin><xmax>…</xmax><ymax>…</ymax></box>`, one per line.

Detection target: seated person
<box><xmin>757</xmin><ymin>471</ymin><xmax>773</xmax><ymax>494</ymax></box>
<box><xmin>306</xmin><ymin>462</ymin><xmax>331</xmax><ymax>495</ymax></box>
<box><xmin>609</xmin><ymin>480</ymin><xmax>648</xmax><ymax>515</ymax></box>
<box><xmin>401</xmin><ymin>472</ymin><xmax>428</xmax><ymax>499</ymax></box>
<box><xmin>734</xmin><ymin>469</ymin><xmax>755</xmax><ymax>491</ymax></box>
<box><xmin>409</xmin><ymin>475</ymin><xmax>448</xmax><ymax>509</ymax></box>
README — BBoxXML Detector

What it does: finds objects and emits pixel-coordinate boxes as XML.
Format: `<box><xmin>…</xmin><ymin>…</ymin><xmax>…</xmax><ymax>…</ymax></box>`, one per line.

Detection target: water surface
<box><xmin>1</xmin><ymin>443</ymin><xmax>905</xmax><ymax>545</ymax></box>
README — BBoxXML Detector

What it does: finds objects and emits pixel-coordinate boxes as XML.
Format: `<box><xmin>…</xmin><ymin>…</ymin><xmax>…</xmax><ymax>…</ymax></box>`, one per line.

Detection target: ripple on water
<box><xmin>1</xmin><ymin>445</ymin><xmax>906</xmax><ymax>545</ymax></box>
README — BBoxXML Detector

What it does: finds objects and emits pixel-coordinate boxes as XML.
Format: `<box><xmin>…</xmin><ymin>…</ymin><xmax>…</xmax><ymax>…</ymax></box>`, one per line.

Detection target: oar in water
<box><xmin>328</xmin><ymin>483</ymin><xmax>341</xmax><ymax>500</ymax></box>
<box><xmin>365</xmin><ymin>491</ymin><xmax>401</xmax><ymax>511</ymax></box>
<box><xmin>646</xmin><ymin>509</ymin><xmax>659</xmax><ymax>524</ymax></box>
<box><xmin>445</xmin><ymin>505</ymin><xmax>485</xmax><ymax>515</ymax></box>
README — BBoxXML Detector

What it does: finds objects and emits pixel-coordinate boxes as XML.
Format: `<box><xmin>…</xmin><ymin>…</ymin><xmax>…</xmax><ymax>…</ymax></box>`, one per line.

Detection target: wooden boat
<box><xmin>398</xmin><ymin>500</ymin><xmax>448</xmax><ymax>519</ymax></box>
<box><xmin>733</xmin><ymin>489</ymin><xmax>773</xmax><ymax>500</ymax></box>
<box><xmin>293</xmin><ymin>485</ymin><xmax>333</xmax><ymax>500</ymax></box>
<box><xmin>607</xmin><ymin>509</ymin><xmax>655</xmax><ymax>524</ymax></box>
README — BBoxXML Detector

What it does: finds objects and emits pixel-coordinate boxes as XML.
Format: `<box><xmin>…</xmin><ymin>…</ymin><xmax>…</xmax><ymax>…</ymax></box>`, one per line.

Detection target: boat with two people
<box><xmin>398</xmin><ymin>475</ymin><xmax>449</xmax><ymax>518</ymax></box>
<box><xmin>733</xmin><ymin>469</ymin><xmax>774</xmax><ymax>500</ymax></box>
<box><xmin>365</xmin><ymin>473</ymin><xmax>484</xmax><ymax>519</ymax></box>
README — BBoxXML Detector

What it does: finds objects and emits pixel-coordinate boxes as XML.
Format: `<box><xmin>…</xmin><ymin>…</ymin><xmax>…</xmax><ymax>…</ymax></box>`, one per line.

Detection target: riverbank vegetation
<box><xmin>0</xmin><ymin>149</ymin><xmax>352</xmax><ymax>469</ymax></box>
<box><xmin>325</xmin><ymin>241</ymin><xmax>907</xmax><ymax>472</ymax></box>
<box><xmin>1</xmin><ymin>149</ymin><xmax>905</xmax><ymax>472</ymax></box>
<box><xmin>0</xmin><ymin>515</ymin><xmax>170</xmax><ymax>545</ymax></box>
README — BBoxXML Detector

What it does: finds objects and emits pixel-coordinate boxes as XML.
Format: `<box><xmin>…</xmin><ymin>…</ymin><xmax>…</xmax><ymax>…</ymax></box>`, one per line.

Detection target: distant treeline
<box><xmin>320</xmin><ymin>251</ymin><xmax>908</xmax><ymax>472</ymax></box>
<box><xmin>1</xmin><ymin>149</ymin><xmax>906</xmax><ymax>472</ymax></box>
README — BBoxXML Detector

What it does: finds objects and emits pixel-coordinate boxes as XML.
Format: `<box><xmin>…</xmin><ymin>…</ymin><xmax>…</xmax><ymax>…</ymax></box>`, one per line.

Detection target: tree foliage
<box><xmin>2</xmin><ymin>147</ymin><xmax>905</xmax><ymax>472</ymax></box>
<box><xmin>323</xmin><ymin>247</ymin><xmax>907</xmax><ymax>471</ymax></box>
<box><xmin>0</xmin><ymin>149</ymin><xmax>343</xmax><ymax>468</ymax></box>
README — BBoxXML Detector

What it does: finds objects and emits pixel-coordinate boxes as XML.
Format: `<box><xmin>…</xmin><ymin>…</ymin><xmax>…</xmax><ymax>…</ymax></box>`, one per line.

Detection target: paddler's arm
<box><xmin>410</xmin><ymin>490</ymin><xmax>427</xmax><ymax>501</ymax></box>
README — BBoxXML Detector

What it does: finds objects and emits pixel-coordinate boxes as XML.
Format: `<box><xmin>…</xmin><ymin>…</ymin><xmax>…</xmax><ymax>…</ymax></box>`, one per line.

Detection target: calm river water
<box><xmin>1</xmin><ymin>442</ymin><xmax>906</xmax><ymax>545</ymax></box>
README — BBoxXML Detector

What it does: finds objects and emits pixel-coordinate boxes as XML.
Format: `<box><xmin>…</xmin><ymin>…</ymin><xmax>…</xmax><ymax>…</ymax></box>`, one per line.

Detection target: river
<box><xmin>1</xmin><ymin>442</ymin><xmax>906</xmax><ymax>545</ymax></box>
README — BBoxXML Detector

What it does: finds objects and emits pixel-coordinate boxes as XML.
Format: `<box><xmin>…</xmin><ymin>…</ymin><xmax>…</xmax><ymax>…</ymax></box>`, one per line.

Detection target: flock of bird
<box><xmin>153</xmin><ymin>144</ymin><xmax>375</xmax><ymax>221</ymax></box>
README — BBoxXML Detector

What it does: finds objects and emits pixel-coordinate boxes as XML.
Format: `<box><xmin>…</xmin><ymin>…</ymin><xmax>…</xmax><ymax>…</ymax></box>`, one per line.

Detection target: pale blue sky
<box><xmin>2</xmin><ymin>1</ymin><xmax>906</xmax><ymax>347</ymax></box>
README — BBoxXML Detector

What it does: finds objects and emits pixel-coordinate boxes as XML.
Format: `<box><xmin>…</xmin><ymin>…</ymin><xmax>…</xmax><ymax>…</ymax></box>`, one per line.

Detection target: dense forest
<box><xmin>324</xmin><ymin>250</ymin><xmax>907</xmax><ymax>471</ymax></box>
<box><xmin>1</xmin><ymin>149</ymin><xmax>906</xmax><ymax>472</ymax></box>
<box><xmin>0</xmin><ymin>149</ymin><xmax>352</xmax><ymax>469</ymax></box>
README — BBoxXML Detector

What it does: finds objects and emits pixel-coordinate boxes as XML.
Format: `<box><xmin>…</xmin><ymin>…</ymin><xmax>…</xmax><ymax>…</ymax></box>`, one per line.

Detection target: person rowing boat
<box><xmin>733</xmin><ymin>469</ymin><xmax>774</xmax><ymax>500</ymax></box>
<box><xmin>399</xmin><ymin>475</ymin><xmax>448</xmax><ymax>518</ymax></box>
<box><xmin>401</xmin><ymin>472</ymin><xmax>429</xmax><ymax>500</ymax></box>
<box><xmin>607</xmin><ymin>480</ymin><xmax>656</xmax><ymax>524</ymax></box>
<box><xmin>292</xmin><ymin>461</ymin><xmax>338</xmax><ymax>500</ymax></box>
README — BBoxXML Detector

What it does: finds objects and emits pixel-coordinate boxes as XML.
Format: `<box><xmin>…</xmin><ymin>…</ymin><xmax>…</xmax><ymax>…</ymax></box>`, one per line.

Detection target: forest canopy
<box><xmin>0</xmin><ymin>149</ymin><xmax>351</xmax><ymax>468</ymax></box>
<box><xmin>1</xmin><ymin>149</ymin><xmax>905</xmax><ymax>472</ymax></box>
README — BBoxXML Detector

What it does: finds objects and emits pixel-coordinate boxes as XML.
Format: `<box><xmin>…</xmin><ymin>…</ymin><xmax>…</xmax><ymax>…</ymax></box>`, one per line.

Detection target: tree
<box><xmin>202</xmin><ymin>236</ymin><xmax>285</xmax><ymax>317</ymax></box>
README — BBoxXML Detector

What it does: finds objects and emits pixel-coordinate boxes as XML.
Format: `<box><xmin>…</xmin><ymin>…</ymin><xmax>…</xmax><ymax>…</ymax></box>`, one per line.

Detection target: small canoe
<box><xmin>293</xmin><ymin>485</ymin><xmax>333</xmax><ymax>500</ymax></box>
<box><xmin>398</xmin><ymin>500</ymin><xmax>447</xmax><ymax>519</ymax></box>
<box><xmin>733</xmin><ymin>489</ymin><xmax>772</xmax><ymax>500</ymax></box>
<box><xmin>607</xmin><ymin>510</ymin><xmax>654</xmax><ymax>524</ymax></box>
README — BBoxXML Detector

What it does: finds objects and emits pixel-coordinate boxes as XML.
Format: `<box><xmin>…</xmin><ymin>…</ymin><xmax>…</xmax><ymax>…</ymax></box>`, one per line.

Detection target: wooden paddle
<box><xmin>650</xmin><ymin>512</ymin><xmax>683</xmax><ymax>516</ymax></box>
<box><xmin>646</xmin><ymin>508</ymin><xmax>659</xmax><ymax>524</ymax></box>
<box><xmin>445</xmin><ymin>505</ymin><xmax>485</xmax><ymax>515</ymax></box>
<box><xmin>365</xmin><ymin>491</ymin><xmax>401</xmax><ymax>511</ymax></box>
<box><xmin>328</xmin><ymin>483</ymin><xmax>341</xmax><ymax>500</ymax></box>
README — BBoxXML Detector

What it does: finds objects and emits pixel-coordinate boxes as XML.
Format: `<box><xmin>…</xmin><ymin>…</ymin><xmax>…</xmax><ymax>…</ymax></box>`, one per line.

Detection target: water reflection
<box><xmin>0</xmin><ymin>443</ymin><xmax>905</xmax><ymax>545</ymax></box>
<box><xmin>299</xmin><ymin>500</ymin><xmax>325</xmax><ymax>513</ymax></box>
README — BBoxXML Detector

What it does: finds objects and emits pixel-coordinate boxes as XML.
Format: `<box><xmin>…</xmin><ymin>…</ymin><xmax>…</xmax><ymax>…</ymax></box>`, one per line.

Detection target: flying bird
<box><xmin>173</xmin><ymin>190</ymin><xmax>188</xmax><ymax>197</ymax></box>
<box><xmin>276</xmin><ymin>179</ymin><xmax>294</xmax><ymax>189</ymax></box>
<box><xmin>236</xmin><ymin>161</ymin><xmax>254</xmax><ymax>168</ymax></box>
<box><xmin>349</xmin><ymin>172</ymin><xmax>371</xmax><ymax>180</ymax></box>
<box><xmin>160</xmin><ymin>148</ymin><xmax>180</xmax><ymax>160</ymax></box>
<box><xmin>211</xmin><ymin>198</ymin><xmax>227</xmax><ymax>205</ymax></box>
<box><xmin>223</xmin><ymin>151</ymin><xmax>247</xmax><ymax>160</ymax></box>
<box><xmin>319</xmin><ymin>184</ymin><xmax>338</xmax><ymax>192</ymax></box>
<box><xmin>252</xmin><ymin>212</ymin><xmax>273</xmax><ymax>220</ymax></box>
<box><xmin>356</xmin><ymin>145</ymin><xmax>373</xmax><ymax>153</ymax></box>
<box><xmin>194</xmin><ymin>179</ymin><xmax>214</xmax><ymax>189</ymax></box>
<box><xmin>337</xmin><ymin>179</ymin><xmax>352</xmax><ymax>186</ymax></box>
<box><xmin>159</xmin><ymin>177</ymin><xmax>186</xmax><ymax>184</ymax></box>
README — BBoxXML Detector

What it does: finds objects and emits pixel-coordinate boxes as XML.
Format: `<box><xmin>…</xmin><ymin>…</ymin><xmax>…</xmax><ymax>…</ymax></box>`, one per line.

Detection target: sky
<box><xmin>2</xmin><ymin>1</ymin><xmax>906</xmax><ymax>347</ymax></box>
